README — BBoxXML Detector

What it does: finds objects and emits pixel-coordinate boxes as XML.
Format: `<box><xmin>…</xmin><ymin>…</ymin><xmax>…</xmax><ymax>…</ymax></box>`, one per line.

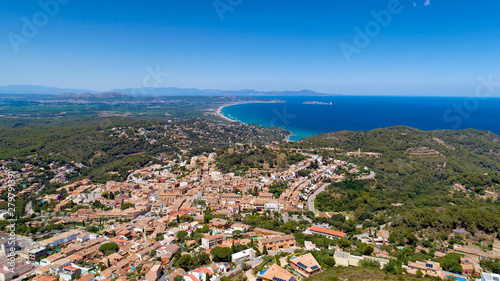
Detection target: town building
<box><xmin>289</xmin><ymin>253</ymin><xmax>322</xmax><ymax>276</ymax></box>
<box><xmin>308</xmin><ymin>226</ymin><xmax>347</xmax><ymax>239</ymax></box>
<box><xmin>257</xmin><ymin>235</ymin><xmax>296</xmax><ymax>252</ymax></box>
<box><xmin>257</xmin><ymin>264</ymin><xmax>296</xmax><ymax>281</ymax></box>
<box><xmin>231</xmin><ymin>249</ymin><xmax>256</xmax><ymax>265</ymax></box>
<box><xmin>201</xmin><ymin>234</ymin><xmax>226</xmax><ymax>249</ymax></box>
<box><xmin>405</xmin><ymin>260</ymin><xmax>443</xmax><ymax>278</ymax></box>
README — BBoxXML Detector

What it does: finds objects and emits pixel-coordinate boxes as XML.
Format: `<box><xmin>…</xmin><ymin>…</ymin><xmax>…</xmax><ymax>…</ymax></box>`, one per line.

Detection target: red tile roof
<box><xmin>309</xmin><ymin>226</ymin><xmax>347</xmax><ymax>238</ymax></box>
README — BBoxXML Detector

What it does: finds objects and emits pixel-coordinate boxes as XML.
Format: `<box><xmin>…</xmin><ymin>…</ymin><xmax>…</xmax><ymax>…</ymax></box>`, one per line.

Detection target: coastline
<box><xmin>215</xmin><ymin>99</ymin><xmax>295</xmax><ymax>142</ymax></box>
<box><xmin>216</xmin><ymin>105</ymin><xmax>238</xmax><ymax>122</ymax></box>
<box><xmin>214</xmin><ymin>99</ymin><xmax>285</xmax><ymax>123</ymax></box>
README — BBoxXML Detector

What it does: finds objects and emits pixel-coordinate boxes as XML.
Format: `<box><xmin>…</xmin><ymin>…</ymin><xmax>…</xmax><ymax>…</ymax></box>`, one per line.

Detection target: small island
<box><xmin>303</xmin><ymin>101</ymin><xmax>332</xmax><ymax>105</ymax></box>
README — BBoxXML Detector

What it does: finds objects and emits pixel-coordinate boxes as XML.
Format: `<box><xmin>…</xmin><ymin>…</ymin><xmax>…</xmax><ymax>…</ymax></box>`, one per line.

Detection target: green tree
<box><xmin>338</xmin><ymin>238</ymin><xmax>351</xmax><ymax>250</ymax></box>
<box><xmin>384</xmin><ymin>259</ymin><xmax>401</xmax><ymax>275</ymax></box>
<box><xmin>362</xmin><ymin>244</ymin><xmax>375</xmax><ymax>255</ymax></box>
<box><xmin>196</xmin><ymin>252</ymin><xmax>211</xmax><ymax>265</ymax></box>
<box><xmin>204</xmin><ymin>214</ymin><xmax>213</xmax><ymax>224</ymax></box>
<box><xmin>177</xmin><ymin>254</ymin><xmax>195</xmax><ymax>271</ymax></box>
<box><xmin>405</xmin><ymin>232</ymin><xmax>418</xmax><ymax>246</ymax></box>
<box><xmin>120</xmin><ymin>203</ymin><xmax>134</xmax><ymax>210</ymax></box>
<box><xmin>241</xmin><ymin>262</ymin><xmax>251</xmax><ymax>271</ymax></box>
<box><xmin>232</xmin><ymin>230</ymin><xmax>242</xmax><ymax>239</ymax></box>
<box><xmin>323</xmin><ymin>257</ymin><xmax>336</xmax><ymax>267</ymax></box>
<box><xmin>99</xmin><ymin>242</ymin><xmax>119</xmax><ymax>256</ymax></box>
<box><xmin>211</xmin><ymin>246</ymin><xmax>233</xmax><ymax>262</ymax></box>
<box><xmin>440</xmin><ymin>253</ymin><xmax>463</xmax><ymax>274</ymax></box>
<box><xmin>177</xmin><ymin>230</ymin><xmax>188</xmax><ymax>242</ymax></box>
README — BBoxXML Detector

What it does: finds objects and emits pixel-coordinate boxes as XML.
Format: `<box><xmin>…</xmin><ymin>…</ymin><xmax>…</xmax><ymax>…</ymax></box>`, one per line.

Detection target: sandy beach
<box><xmin>216</xmin><ymin>105</ymin><xmax>237</xmax><ymax>122</ymax></box>
<box><xmin>214</xmin><ymin>99</ymin><xmax>285</xmax><ymax>123</ymax></box>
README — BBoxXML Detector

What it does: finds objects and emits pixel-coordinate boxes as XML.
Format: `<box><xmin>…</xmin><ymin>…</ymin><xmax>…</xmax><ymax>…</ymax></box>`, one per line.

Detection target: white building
<box><xmin>231</xmin><ymin>249</ymin><xmax>256</xmax><ymax>265</ymax></box>
<box><xmin>264</xmin><ymin>201</ymin><xmax>279</xmax><ymax>211</ymax></box>
<box><xmin>39</xmin><ymin>230</ymin><xmax>81</xmax><ymax>247</ymax></box>
<box><xmin>478</xmin><ymin>273</ymin><xmax>500</xmax><ymax>281</ymax></box>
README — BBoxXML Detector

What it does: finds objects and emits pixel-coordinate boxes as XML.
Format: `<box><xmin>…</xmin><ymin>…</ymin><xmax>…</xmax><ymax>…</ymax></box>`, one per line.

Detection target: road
<box><xmin>360</xmin><ymin>170</ymin><xmax>376</xmax><ymax>180</ymax></box>
<box><xmin>307</xmin><ymin>171</ymin><xmax>376</xmax><ymax>213</ymax></box>
<box><xmin>25</xmin><ymin>201</ymin><xmax>33</xmax><ymax>216</ymax></box>
<box><xmin>157</xmin><ymin>259</ymin><xmax>175</xmax><ymax>281</ymax></box>
<box><xmin>307</xmin><ymin>183</ymin><xmax>330</xmax><ymax>214</ymax></box>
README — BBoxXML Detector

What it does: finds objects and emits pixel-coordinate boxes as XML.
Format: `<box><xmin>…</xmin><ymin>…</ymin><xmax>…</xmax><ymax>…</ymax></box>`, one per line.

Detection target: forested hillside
<box><xmin>0</xmin><ymin>117</ymin><xmax>289</xmax><ymax>183</ymax></box>
<box><xmin>282</xmin><ymin>127</ymin><xmax>500</xmax><ymax>238</ymax></box>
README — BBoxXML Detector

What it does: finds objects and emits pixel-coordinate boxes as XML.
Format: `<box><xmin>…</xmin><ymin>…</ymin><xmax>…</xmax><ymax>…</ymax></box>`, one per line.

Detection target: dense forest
<box><xmin>215</xmin><ymin>146</ymin><xmax>307</xmax><ymax>174</ymax></box>
<box><xmin>280</xmin><ymin>127</ymin><xmax>500</xmax><ymax>237</ymax></box>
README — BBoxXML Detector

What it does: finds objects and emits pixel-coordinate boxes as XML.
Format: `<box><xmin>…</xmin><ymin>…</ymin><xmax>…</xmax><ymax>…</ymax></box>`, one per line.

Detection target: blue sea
<box><xmin>220</xmin><ymin>96</ymin><xmax>500</xmax><ymax>141</ymax></box>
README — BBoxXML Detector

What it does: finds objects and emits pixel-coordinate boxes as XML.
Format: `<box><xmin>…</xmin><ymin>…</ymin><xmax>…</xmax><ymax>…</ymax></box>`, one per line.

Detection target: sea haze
<box><xmin>220</xmin><ymin>96</ymin><xmax>500</xmax><ymax>141</ymax></box>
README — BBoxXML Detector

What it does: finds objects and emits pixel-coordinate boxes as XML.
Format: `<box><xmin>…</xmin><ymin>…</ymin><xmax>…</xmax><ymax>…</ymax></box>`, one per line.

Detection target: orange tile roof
<box><xmin>193</xmin><ymin>268</ymin><xmax>213</xmax><ymax>275</ymax></box>
<box><xmin>309</xmin><ymin>226</ymin><xmax>347</xmax><ymax>238</ymax></box>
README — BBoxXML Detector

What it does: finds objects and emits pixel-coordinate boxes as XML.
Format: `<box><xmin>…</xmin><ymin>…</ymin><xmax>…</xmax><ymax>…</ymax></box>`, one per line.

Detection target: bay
<box><xmin>220</xmin><ymin>96</ymin><xmax>500</xmax><ymax>141</ymax></box>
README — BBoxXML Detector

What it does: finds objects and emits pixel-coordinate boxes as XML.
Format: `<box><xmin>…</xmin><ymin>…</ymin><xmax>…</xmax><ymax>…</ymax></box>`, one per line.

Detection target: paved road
<box><xmin>157</xmin><ymin>259</ymin><xmax>175</xmax><ymax>281</ymax></box>
<box><xmin>307</xmin><ymin>183</ymin><xmax>331</xmax><ymax>214</ymax></box>
<box><xmin>307</xmin><ymin>171</ymin><xmax>376</xmax><ymax>213</ymax></box>
<box><xmin>360</xmin><ymin>170</ymin><xmax>376</xmax><ymax>180</ymax></box>
<box><xmin>25</xmin><ymin>201</ymin><xmax>33</xmax><ymax>216</ymax></box>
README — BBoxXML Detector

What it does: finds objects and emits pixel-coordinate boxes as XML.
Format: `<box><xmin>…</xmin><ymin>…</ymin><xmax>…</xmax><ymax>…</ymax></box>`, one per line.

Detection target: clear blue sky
<box><xmin>1</xmin><ymin>0</ymin><xmax>499</xmax><ymax>95</ymax></box>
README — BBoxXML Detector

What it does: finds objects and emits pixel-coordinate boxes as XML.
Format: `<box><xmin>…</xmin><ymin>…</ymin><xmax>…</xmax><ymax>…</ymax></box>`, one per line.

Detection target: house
<box><xmin>157</xmin><ymin>244</ymin><xmax>180</xmax><ymax>260</ymax></box>
<box><xmin>257</xmin><ymin>264</ymin><xmax>295</xmax><ymax>281</ymax></box>
<box><xmin>209</xmin><ymin>218</ymin><xmax>231</xmax><ymax>229</ymax></box>
<box><xmin>166</xmin><ymin>268</ymin><xmax>186</xmax><ymax>281</ymax></box>
<box><xmin>289</xmin><ymin>253</ymin><xmax>322</xmax><ymax>276</ymax></box>
<box><xmin>76</xmin><ymin>232</ymin><xmax>91</xmax><ymax>242</ymax></box>
<box><xmin>479</xmin><ymin>272</ymin><xmax>500</xmax><ymax>281</ymax></box>
<box><xmin>59</xmin><ymin>265</ymin><xmax>81</xmax><ymax>281</ymax></box>
<box><xmin>264</xmin><ymin>201</ymin><xmax>279</xmax><ymax>211</ymax></box>
<box><xmin>304</xmin><ymin>241</ymin><xmax>318</xmax><ymax>251</ymax></box>
<box><xmin>231</xmin><ymin>249</ymin><xmax>256</xmax><ymax>265</ymax></box>
<box><xmin>453</xmin><ymin>245</ymin><xmax>497</xmax><ymax>260</ymax></box>
<box><xmin>258</xmin><ymin>192</ymin><xmax>274</xmax><ymax>200</ymax></box>
<box><xmin>39</xmin><ymin>230</ymin><xmax>81</xmax><ymax>247</ymax></box>
<box><xmin>191</xmin><ymin>268</ymin><xmax>213</xmax><ymax>281</ymax></box>
<box><xmin>0</xmin><ymin>238</ymin><xmax>18</xmax><ymax>255</ymax></box>
<box><xmin>254</xmin><ymin>228</ymin><xmax>284</xmax><ymax>236</ymax></box>
<box><xmin>33</xmin><ymin>275</ymin><xmax>57</xmax><ymax>281</ymax></box>
<box><xmin>308</xmin><ymin>226</ymin><xmax>347</xmax><ymax>239</ymax></box>
<box><xmin>0</xmin><ymin>259</ymin><xmax>34</xmax><ymax>281</ymax></box>
<box><xmin>183</xmin><ymin>274</ymin><xmax>199</xmax><ymax>281</ymax></box>
<box><xmin>257</xmin><ymin>235</ymin><xmax>296</xmax><ymax>252</ymax></box>
<box><xmin>201</xmin><ymin>234</ymin><xmax>225</xmax><ymax>249</ymax></box>
<box><xmin>145</xmin><ymin>263</ymin><xmax>162</xmax><ymax>281</ymax></box>
<box><xmin>232</xmin><ymin>223</ymin><xmax>252</xmax><ymax>233</ymax></box>
<box><xmin>333</xmin><ymin>250</ymin><xmax>388</xmax><ymax>269</ymax></box>
<box><xmin>405</xmin><ymin>260</ymin><xmax>442</xmax><ymax>278</ymax></box>
<box><xmin>76</xmin><ymin>273</ymin><xmax>95</xmax><ymax>281</ymax></box>
<box><xmin>25</xmin><ymin>245</ymin><xmax>47</xmax><ymax>261</ymax></box>
<box><xmin>179</xmin><ymin>222</ymin><xmax>191</xmax><ymax>231</ymax></box>
<box><xmin>333</xmin><ymin>250</ymin><xmax>351</xmax><ymax>267</ymax></box>
<box><xmin>51</xmin><ymin>258</ymin><xmax>72</xmax><ymax>273</ymax></box>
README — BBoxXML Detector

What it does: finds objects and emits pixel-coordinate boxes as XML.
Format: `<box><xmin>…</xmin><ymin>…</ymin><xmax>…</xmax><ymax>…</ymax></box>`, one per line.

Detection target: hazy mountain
<box><xmin>0</xmin><ymin>85</ymin><xmax>99</xmax><ymax>95</ymax></box>
<box><xmin>54</xmin><ymin>92</ymin><xmax>133</xmax><ymax>101</ymax></box>
<box><xmin>110</xmin><ymin>87</ymin><xmax>334</xmax><ymax>97</ymax></box>
<box><xmin>0</xmin><ymin>85</ymin><xmax>335</xmax><ymax>97</ymax></box>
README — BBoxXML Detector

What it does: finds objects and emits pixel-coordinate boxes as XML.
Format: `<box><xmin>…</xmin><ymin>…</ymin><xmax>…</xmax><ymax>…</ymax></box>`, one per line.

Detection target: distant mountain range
<box><xmin>0</xmin><ymin>85</ymin><xmax>334</xmax><ymax>97</ymax></box>
<box><xmin>0</xmin><ymin>85</ymin><xmax>100</xmax><ymax>95</ymax></box>
<box><xmin>54</xmin><ymin>92</ymin><xmax>133</xmax><ymax>101</ymax></box>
